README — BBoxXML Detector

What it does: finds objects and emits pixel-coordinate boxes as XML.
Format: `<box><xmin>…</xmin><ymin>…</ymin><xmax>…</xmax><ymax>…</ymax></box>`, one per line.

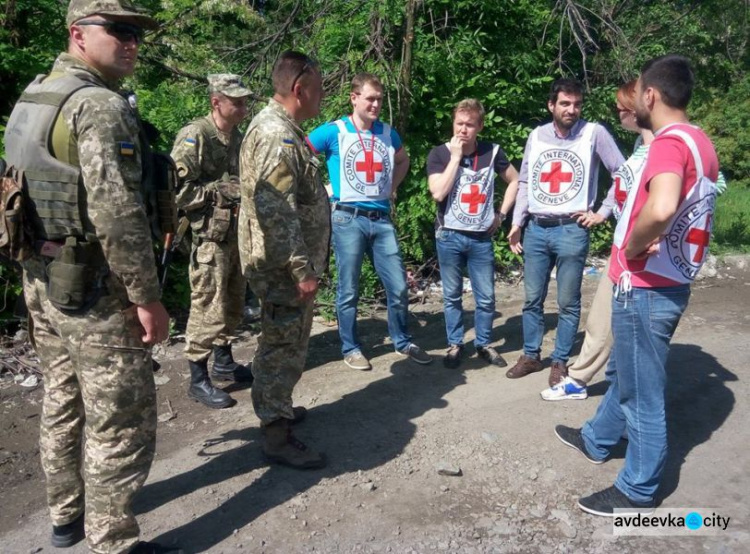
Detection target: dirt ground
<box><xmin>1</xmin><ymin>255</ymin><xmax>749</xmax><ymax>553</ymax></box>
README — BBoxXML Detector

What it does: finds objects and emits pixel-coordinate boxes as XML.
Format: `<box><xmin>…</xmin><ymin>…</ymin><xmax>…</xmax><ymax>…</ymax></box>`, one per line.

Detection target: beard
<box><xmin>635</xmin><ymin>108</ymin><xmax>652</xmax><ymax>131</ymax></box>
<box><xmin>553</xmin><ymin>112</ymin><xmax>578</xmax><ymax>132</ymax></box>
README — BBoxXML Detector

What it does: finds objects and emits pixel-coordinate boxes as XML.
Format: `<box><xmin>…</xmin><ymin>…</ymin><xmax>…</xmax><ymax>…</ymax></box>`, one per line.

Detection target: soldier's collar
<box><xmin>55</xmin><ymin>53</ymin><xmax>119</xmax><ymax>90</ymax></box>
<box><xmin>268</xmin><ymin>98</ymin><xmax>304</xmax><ymax>136</ymax></box>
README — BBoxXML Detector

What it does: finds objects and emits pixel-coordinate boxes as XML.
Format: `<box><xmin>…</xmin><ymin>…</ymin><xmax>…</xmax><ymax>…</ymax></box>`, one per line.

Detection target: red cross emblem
<box><xmin>686</xmin><ymin>214</ymin><xmax>712</xmax><ymax>263</ymax></box>
<box><xmin>541</xmin><ymin>161</ymin><xmax>573</xmax><ymax>194</ymax></box>
<box><xmin>615</xmin><ymin>176</ymin><xmax>628</xmax><ymax>205</ymax></box>
<box><xmin>355</xmin><ymin>150</ymin><xmax>383</xmax><ymax>183</ymax></box>
<box><xmin>460</xmin><ymin>184</ymin><xmax>487</xmax><ymax>214</ymax></box>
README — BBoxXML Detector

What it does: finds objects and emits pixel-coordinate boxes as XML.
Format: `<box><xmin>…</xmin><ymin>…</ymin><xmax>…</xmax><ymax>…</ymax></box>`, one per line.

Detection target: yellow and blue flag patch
<box><xmin>119</xmin><ymin>141</ymin><xmax>135</xmax><ymax>156</ymax></box>
<box><xmin>184</xmin><ymin>137</ymin><xmax>197</xmax><ymax>147</ymax></box>
<box><xmin>282</xmin><ymin>138</ymin><xmax>295</xmax><ymax>148</ymax></box>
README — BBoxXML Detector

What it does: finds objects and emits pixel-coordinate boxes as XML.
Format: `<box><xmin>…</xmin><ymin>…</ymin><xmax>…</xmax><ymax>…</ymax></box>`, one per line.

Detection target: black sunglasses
<box><xmin>75</xmin><ymin>20</ymin><xmax>145</xmax><ymax>44</ymax></box>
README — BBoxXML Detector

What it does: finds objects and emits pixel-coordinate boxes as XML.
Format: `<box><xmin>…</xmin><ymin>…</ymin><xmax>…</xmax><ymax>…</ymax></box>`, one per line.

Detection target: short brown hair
<box><xmin>272</xmin><ymin>50</ymin><xmax>318</xmax><ymax>95</ymax></box>
<box><xmin>453</xmin><ymin>98</ymin><xmax>485</xmax><ymax>125</ymax></box>
<box><xmin>351</xmin><ymin>73</ymin><xmax>383</xmax><ymax>94</ymax></box>
<box><xmin>616</xmin><ymin>79</ymin><xmax>637</xmax><ymax>112</ymax></box>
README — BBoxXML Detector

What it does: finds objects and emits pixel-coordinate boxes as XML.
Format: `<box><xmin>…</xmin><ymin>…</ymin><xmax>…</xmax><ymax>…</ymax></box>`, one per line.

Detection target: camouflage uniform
<box><xmin>239</xmin><ymin>98</ymin><xmax>330</xmax><ymax>424</ymax></box>
<box><xmin>7</xmin><ymin>53</ymin><xmax>159</xmax><ymax>554</ymax></box>
<box><xmin>171</xmin><ymin>112</ymin><xmax>245</xmax><ymax>362</ymax></box>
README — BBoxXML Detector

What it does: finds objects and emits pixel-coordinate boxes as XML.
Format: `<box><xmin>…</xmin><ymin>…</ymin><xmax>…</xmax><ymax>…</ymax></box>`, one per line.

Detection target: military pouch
<box><xmin>0</xmin><ymin>162</ymin><xmax>34</xmax><ymax>262</ymax></box>
<box><xmin>46</xmin><ymin>237</ymin><xmax>107</xmax><ymax>314</ymax></box>
<box><xmin>202</xmin><ymin>206</ymin><xmax>231</xmax><ymax>242</ymax></box>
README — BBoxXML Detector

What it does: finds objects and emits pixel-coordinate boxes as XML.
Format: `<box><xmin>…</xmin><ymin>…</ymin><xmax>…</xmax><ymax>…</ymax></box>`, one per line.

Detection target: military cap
<box><xmin>208</xmin><ymin>74</ymin><xmax>252</xmax><ymax>98</ymax></box>
<box><xmin>66</xmin><ymin>0</ymin><xmax>159</xmax><ymax>30</ymax></box>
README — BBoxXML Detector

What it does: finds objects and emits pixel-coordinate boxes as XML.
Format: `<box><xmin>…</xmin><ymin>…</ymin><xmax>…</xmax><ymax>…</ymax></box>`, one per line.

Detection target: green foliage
<box><xmin>1</xmin><ymin>0</ymin><xmax>748</xmax><ymax>323</ymax></box>
<box><xmin>160</xmin><ymin>258</ymin><xmax>191</xmax><ymax>312</ymax></box>
<box><xmin>713</xmin><ymin>186</ymin><xmax>750</xmax><ymax>251</ymax></box>
<box><xmin>0</xmin><ymin>263</ymin><xmax>23</xmax><ymax>323</ymax></box>
<box><xmin>693</xmin><ymin>74</ymin><xmax>750</xmax><ymax>186</ymax></box>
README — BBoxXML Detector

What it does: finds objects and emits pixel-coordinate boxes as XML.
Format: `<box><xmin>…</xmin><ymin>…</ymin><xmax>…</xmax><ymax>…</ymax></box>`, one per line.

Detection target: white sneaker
<box><xmin>344</xmin><ymin>350</ymin><xmax>372</xmax><ymax>371</ymax></box>
<box><xmin>540</xmin><ymin>376</ymin><xmax>588</xmax><ymax>401</ymax></box>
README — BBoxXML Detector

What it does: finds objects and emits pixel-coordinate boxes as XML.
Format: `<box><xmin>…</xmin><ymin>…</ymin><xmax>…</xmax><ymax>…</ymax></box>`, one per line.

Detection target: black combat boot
<box><xmin>187</xmin><ymin>359</ymin><xmax>234</xmax><ymax>409</ymax></box>
<box><xmin>211</xmin><ymin>344</ymin><xmax>254</xmax><ymax>383</ymax></box>
<box><xmin>51</xmin><ymin>513</ymin><xmax>84</xmax><ymax>548</ymax></box>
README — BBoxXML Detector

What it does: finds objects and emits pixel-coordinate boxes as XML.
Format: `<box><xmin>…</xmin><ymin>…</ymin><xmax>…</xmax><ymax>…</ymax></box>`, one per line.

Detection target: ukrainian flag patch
<box><xmin>282</xmin><ymin>138</ymin><xmax>295</xmax><ymax>148</ymax></box>
<box><xmin>184</xmin><ymin>137</ymin><xmax>197</xmax><ymax>147</ymax></box>
<box><xmin>119</xmin><ymin>141</ymin><xmax>135</xmax><ymax>156</ymax></box>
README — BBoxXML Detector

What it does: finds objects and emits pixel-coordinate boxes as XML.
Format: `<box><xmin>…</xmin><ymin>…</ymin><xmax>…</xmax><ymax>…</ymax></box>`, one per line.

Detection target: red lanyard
<box><xmin>350</xmin><ymin>115</ymin><xmax>375</xmax><ymax>159</ymax></box>
<box><xmin>464</xmin><ymin>151</ymin><xmax>478</xmax><ymax>172</ymax></box>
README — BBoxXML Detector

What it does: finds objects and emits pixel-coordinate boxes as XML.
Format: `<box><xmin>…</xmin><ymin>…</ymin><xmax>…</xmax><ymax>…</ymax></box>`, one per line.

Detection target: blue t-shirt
<box><xmin>307</xmin><ymin>116</ymin><xmax>403</xmax><ymax>212</ymax></box>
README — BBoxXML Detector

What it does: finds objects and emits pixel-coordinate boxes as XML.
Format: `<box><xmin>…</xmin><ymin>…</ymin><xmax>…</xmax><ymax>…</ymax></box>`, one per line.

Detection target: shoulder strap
<box><xmin>662</xmin><ymin>128</ymin><xmax>704</xmax><ymax>179</ymax></box>
<box><xmin>334</xmin><ymin>119</ymin><xmax>348</xmax><ymax>134</ymax></box>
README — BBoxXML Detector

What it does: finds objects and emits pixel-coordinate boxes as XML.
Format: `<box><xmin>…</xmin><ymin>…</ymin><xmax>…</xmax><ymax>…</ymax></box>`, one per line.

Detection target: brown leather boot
<box><xmin>549</xmin><ymin>360</ymin><xmax>568</xmax><ymax>387</ymax></box>
<box><xmin>262</xmin><ymin>418</ymin><xmax>326</xmax><ymax>469</ymax></box>
<box><xmin>506</xmin><ymin>354</ymin><xmax>543</xmax><ymax>379</ymax></box>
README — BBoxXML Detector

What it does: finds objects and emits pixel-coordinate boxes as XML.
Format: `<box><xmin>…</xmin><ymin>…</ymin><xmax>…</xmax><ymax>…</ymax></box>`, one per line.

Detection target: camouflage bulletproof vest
<box><xmin>4</xmin><ymin>73</ymin><xmax>93</xmax><ymax>241</ymax></box>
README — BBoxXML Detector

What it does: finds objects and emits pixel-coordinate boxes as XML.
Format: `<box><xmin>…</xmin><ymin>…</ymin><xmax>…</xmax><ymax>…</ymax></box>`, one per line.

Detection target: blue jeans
<box><xmin>581</xmin><ymin>284</ymin><xmax>690</xmax><ymax>503</ymax></box>
<box><xmin>435</xmin><ymin>228</ymin><xmax>495</xmax><ymax>348</ymax></box>
<box><xmin>331</xmin><ymin>209</ymin><xmax>411</xmax><ymax>355</ymax></box>
<box><xmin>522</xmin><ymin>220</ymin><xmax>589</xmax><ymax>362</ymax></box>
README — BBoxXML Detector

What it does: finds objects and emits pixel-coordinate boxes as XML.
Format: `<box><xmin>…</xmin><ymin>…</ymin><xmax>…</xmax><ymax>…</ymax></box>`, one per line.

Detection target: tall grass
<box><xmin>713</xmin><ymin>184</ymin><xmax>750</xmax><ymax>253</ymax></box>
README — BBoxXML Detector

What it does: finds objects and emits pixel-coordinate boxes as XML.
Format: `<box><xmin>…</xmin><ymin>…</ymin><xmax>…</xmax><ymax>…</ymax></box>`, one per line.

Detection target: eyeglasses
<box><xmin>75</xmin><ymin>20</ymin><xmax>145</xmax><ymax>44</ymax></box>
<box><xmin>290</xmin><ymin>60</ymin><xmax>314</xmax><ymax>92</ymax></box>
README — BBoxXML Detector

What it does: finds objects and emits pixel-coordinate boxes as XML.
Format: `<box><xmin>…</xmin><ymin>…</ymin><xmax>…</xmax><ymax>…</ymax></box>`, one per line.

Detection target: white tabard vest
<box><xmin>336</xmin><ymin>119</ymin><xmax>395</xmax><ymax>202</ymax></box>
<box><xmin>443</xmin><ymin>144</ymin><xmax>500</xmax><ymax>232</ymax></box>
<box><xmin>527</xmin><ymin>122</ymin><xmax>596</xmax><ymax>215</ymax></box>
<box><xmin>612</xmin><ymin>144</ymin><xmax>649</xmax><ymax>221</ymax></box>
<box><xmin>613</xmin><ymin>128</ymin><xmax>717</xmax><ymax>284</ymax></box>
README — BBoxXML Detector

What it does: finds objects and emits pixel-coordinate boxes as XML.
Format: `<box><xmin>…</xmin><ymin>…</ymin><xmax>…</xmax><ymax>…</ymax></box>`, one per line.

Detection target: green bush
<box><xmin>713</xmin><ymin>184</ymin><xmax>750</xmax><ymax>252</ymax></box>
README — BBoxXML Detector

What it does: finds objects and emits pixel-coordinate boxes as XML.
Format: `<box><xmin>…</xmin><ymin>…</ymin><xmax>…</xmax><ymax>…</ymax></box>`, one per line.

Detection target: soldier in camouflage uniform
<box><xmin>2</xmin><ymin>2</ymin><xmax>178</xmax><ymax>554</ymax></box>
<box><xmin>239</xmin><ymin>51</ymin><xmax>330</xmax><ymax>469</ymax></box>
<box><xmin>171</xmin><ymin>74</ymin><xmax>253</xmax><ymax>410</ymax></box>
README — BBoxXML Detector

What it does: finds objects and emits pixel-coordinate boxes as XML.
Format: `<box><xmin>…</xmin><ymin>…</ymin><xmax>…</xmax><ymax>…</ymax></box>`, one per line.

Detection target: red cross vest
<box><xmin>443</xmin><ymin>144</ymin><xmax>500</xmax><ymax>232</ymax></box>
<box><xmin>612</xmin><ymin>127</ymin><xmax>717</xmax><ymax>286</ymax></box>
<box><xmin>612</xmin><ymin>143</ymin><xmax>649</xmax><ymax>221</ymax></box>
<box><xmin>336</xmin><ymin>119</ymin><xmax>395</xmax><ymax>202</ymax></box>
<box><xmin>527</xmin><ymin>122</ymin><xmax>596</xmax><ymax>215</ymax></box>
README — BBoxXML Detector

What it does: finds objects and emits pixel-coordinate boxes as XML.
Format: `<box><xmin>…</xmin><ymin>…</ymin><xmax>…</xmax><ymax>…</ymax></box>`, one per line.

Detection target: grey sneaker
<box><xmin>399</xmin><ymin>343</ymin><xmax>433</xmax><ymax>365</ymax></box>
<box><xmin>344</xmin><ymin>350</ymin><xmax>372</xmax><ymax>371</ymax></box>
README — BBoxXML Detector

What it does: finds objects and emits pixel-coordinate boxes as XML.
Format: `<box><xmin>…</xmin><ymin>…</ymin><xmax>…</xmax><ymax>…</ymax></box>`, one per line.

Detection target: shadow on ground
<box><xmin>135</xmin><ymin>311</ymin><xmax>468</xmax><ymax>552</ymax></box>
<box><xmin>660</xmin><ymin>343</ymin><xmax>736</xmax><ymax>500</ymax></box>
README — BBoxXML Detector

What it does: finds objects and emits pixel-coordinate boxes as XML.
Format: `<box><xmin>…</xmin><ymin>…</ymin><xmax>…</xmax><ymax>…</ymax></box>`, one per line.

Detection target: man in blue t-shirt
<box><xmin>307</xmin><ymin>73</ymin><xmax>432</xmax><ymax>370</ymax></box>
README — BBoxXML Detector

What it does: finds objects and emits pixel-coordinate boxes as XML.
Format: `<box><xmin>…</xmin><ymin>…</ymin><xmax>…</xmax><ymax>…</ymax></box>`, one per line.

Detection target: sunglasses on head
<box><xmin>75</xmin><ymin>20</ymin><xmax>145</xmax><ymax>44</ymax></box>
<box><xmin>290</xmin><ymin>60</ymin><xmax>315</xmax><ymax>92</ymax></box>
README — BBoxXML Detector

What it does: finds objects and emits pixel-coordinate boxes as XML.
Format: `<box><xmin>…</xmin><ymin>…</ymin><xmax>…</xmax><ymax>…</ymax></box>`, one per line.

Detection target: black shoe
<box><xmin>578</xmin><ymin>485</ymin><xmax>655</xmax><ymax>517</ymax></box>
<box><xmin>554</xmin><ymin>425</ymin><xmax>605</xmax><ymax>465</ymax></box>
<box><xmin>130</xmin><ymin>541</ymin><xmax>184</xmax><ymax>554</ymax></box>
<box><xmin>291</xmin><ymin>406</ymin><xmax>307</xmax><ymax>424</ymax></box>
<box><xmin>211</xmin><ymin>345</ymin><xmax>254</xmax><ymax>383</ymax></box>
<box><xmin>476</xmin><ymin>345</ymin><xmax>508</xmax><ymax>368</ymax></box>
<box><xmin>443</xmin><ymin>345</ymin><xmax>463</xmax><ymax>369</ymax></box>
<box><xmin>51</xmin><ymin>513</ymin><xmax>84</xmax><ymax>548</ymax></box>
<box><xmin>188</xmin><ymin>360</ymin><xmax>234</xmax><ymax>409</ymax></box>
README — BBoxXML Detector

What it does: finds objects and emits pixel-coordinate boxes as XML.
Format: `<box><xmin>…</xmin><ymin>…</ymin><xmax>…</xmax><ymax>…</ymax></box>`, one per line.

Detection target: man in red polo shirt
<box><xmin>554</xmin><ymin>54</ymin><xmax>719</xmax><ymax>516</ymax></box>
